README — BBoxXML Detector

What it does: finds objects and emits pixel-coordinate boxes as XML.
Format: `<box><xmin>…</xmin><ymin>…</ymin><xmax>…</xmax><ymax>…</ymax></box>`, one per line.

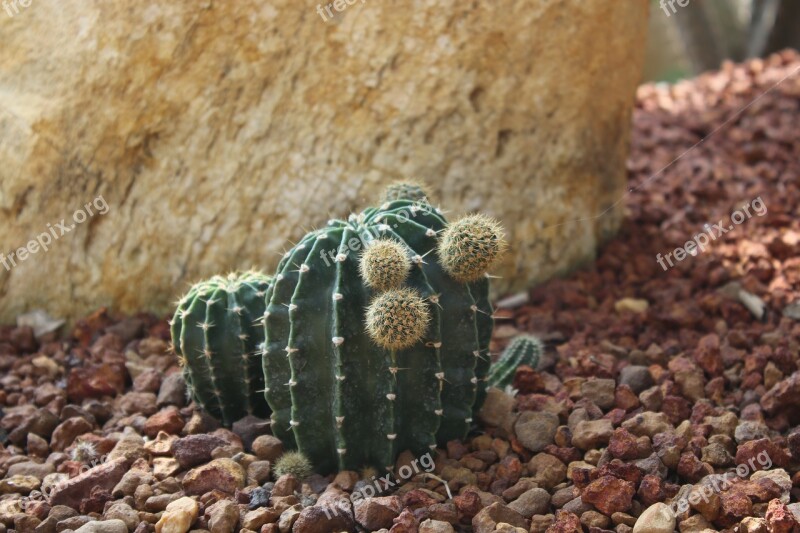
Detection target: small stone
<box><xmin>765</xmin><ymin>498</ymin><xmax>798</xmax><ymax>533</ymax></box>
<box><xmin>107</xmin><ymin>435</ymin><xmax>147</xmax><ymax>464</ymax></box>
<box><xmin>172</xmin><ymin>434</ymin><xmax>228</xmax><ymax>469</ymax></box>
<box><xmin>26</xmin><ymin>433</ymin><xmax>50</xmax><ymax>457</ymax></box>
<box><xmin>353</xmin><ymin>496</ymin><xmax>402</xmax><ymax>530</ymax></box>
<box><xmin>104</xmin><ymin>502</ymin><xmax>139</xmax><ymax>531</ymax></box>
<box><xmin>619</xmin><ymin>366</ymin><xmax>653</xmax><ymax>394</ymax></box>
<box><xmin>74</xmin><ymin>519</ymin><xmax>129</xmax><ymax>533</ymax></box>
<box><xmin>632</xmin><ymin>503</ymin><xmax>675</xmax><ymax>533</ymax></box>
<box><xmin>615</xmin><ymin>298</ymin><xmax>649</xmax><ymax>314</ymax></box>
<box><xmin>272</xmin><ymin>474</ymin><xmax>299</xmax><ymax>497</ymax></box>
<box><xmin>251</xmin><ymin>435</ymin><xmax>284</xmax><ymax>461</ymax></box>
<box><xmin>0</xmin><ymin>475</ymin><xmax>40</xmax><ymax>495</ymax></box>
<box><xmin>515</xmin><ymin>411</ymin><xmax>559</xmax><ymax>453</ymax></box>
<box><xmin>581</xmin><ymin>476</ymin><xmax>635</xmax><ymax>515</ymax></box>
<box><xmin>7</xmin><ymin>461</ymin><xmax>55</xmax><ymax>479</ymax></box>
<box><xmin>157</xmin><ymin>373</ymin><xmax>187</xmax><ymax>407</ymax></box>
<box><xmin>571</xmin><ymin>419</ymin><xmax>614</xmax><ymax>451</ymax></box>
<box><xmin>292</xmin><ymin>504</ymin><xmax>355</xmax><ymax>533</ymax></box>
<box><xmin>247</xmin><ymin>460</ymin><xmax>271</xmax><ymax>484</ymax></box>
<box><xmin>241</xmin><ymin>508</ymin><xmax>279</xmax><ymax>530</ymax></box>
<box><xmin>478</xmin><ymin>388</ymin><xmax>517</xmax><ymax>432</ymax></box>
<box><xmin>471</xmin><ymin>502</ymin><xmax>527</xmax><ymax>533</ymax></box>
<box><xmin>155</xmin><ymin>496</ymin><xmax>199</xmax><ymax>533</ymax></box>
<box><xmin>418</xmin><ymin>519</ymin><xmax>455</xmax><ymax>533</ymax></box>
<box><xmin>580</xmin><ymin>379</ymin><xmax>616</xmax><ymax>410</ymax></box>
<box><xmin>206</xmin><ymin>499</ymin><xmax>239</xmax><ymax>533</ymax></box>
<box><xmin>507</xmin><ymin>488</ymin><xmax>550</xmax><ymax>518</ymax></box>
<box><xmin>622</xmin><ymin>412</ymin><xmax>674</xmax><ymax>438</ymax></box>
<box><xmin>580</xmin><ymin>510</ymin><xmax>609</xmax><ymax>529</ymax></box>
<box><xmin>144</xmin><ymin>406</ymin><xmax>185</xmax><ymax>439</ymax></box>
<box><xmin>231</xmin><ymin>415</ymin><xmax>271</xmax><ymax>450</ymax></box>
<box><xmin>49</xmin><ymin>459</ymin><xmax>127</xmax><ymax>508</ymax></box>
<box><xmin>548</xmin><ymin>510</ymin><xmax>581</xmax><ymax>533</ymax></box>
<box><xmin>182</xmin><ymin>459</ymin><xmax>246</xmax><ymax>495</ymax></box>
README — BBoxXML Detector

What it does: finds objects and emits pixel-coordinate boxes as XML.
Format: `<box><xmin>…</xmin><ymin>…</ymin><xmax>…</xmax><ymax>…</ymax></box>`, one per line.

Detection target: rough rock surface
<box><xmin>0</xmin><ymin>0</ymin><xmax>647</xmax><ymax>321</ymax></box>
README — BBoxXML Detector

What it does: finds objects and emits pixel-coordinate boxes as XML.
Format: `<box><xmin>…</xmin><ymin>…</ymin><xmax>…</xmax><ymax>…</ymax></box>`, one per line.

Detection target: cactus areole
<box><xmin>263</xmin><ymin>197</ymin><xmax>499</xmax><ymax>474</ymax></box>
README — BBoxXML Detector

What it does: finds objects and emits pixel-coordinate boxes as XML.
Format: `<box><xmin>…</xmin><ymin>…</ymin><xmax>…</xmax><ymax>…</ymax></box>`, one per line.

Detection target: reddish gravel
<box><xmin>1</xmin><ymin>51</ymin><xmax>799</xmax><ymax>533</ymax></box>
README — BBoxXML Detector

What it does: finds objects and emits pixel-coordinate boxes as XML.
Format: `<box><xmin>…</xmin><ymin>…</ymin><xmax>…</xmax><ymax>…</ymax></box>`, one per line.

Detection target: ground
<box><xmin>0</xmin><ymin>51</ymin><xmax>799</xmax><ymax>533</ymax></box>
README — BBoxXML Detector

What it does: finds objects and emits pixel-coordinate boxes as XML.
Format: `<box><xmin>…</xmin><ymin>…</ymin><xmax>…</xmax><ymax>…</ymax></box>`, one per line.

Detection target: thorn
<box><xmin>333</xmin><ymin>293</ymin><xmax>344</xmax><ymax>301</ymax></box>
<box><xmin>332</xmin><ymin>337</ymin><xmax>344</xmax><ymax>346</ymax></box>
<box><xmin>337</xmin><ymin>448</ymin><xmax>347</xmax><ymax>455</ymax></box>
<box><xmin>386</xmin><ymin>393</ymin><xmax>396</xmax><ymax>401</ymax></box>
<box><xmin>386</xmin><ymin>434</ymin><xmax>397</xmax><ymax>440</ymax></box>
<box><xmin>434</xmin><ymin>409</ymin><xmax>443</xmax><ymax>416</ymax></box>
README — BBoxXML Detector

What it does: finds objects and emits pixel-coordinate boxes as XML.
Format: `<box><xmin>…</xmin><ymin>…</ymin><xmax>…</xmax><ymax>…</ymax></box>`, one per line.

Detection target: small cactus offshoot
<box><xmin>365</xmin><ymin>288</ymin><xmax>431</xmax><ymax>350</ymax></box>
<box><xmin>438</xmin><ymin>214</ymin><xmax>506</xmax><ymax>282</ymax></box>
<box><xmin>70</xmin><ymin>440</ymin><xmax>98</xmax><ymax>463</ymax></box>
<box><xmin>171</xmin><ymin>271</ymin><xmax>272</xmax><ymax>426</ymax></box>
<box><xmin>359</xmin><ymin>239</ymin><xmax>412</xmax><ymax>292</ymax></box>
<box><xmin>486</xmin><ymin>335</ymin><xmax>544</xmax><ymax>389</ymax></box>
<box><xmin>273</xmin><ymin>451</ymin><xmax>313</xmax><ymax>480</ymax></box>
<box><xmin>382</xmin><ymin>181</ymin><xmax>430</xmax><ymax>203</ymax></box>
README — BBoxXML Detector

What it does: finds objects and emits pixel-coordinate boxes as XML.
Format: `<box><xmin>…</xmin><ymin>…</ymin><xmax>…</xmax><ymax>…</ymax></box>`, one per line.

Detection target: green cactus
<box><xmin>273</xmin><ymin>451</ymin><xmax>314</xmax><ymax>480</ymax></box>
<box><xmin>263</xmin><ymin>186</ymin><xmax>503</xmax><ymax>473</ymax></box>
<box><xmin>171</xmin><ymin>271</ymin><xmax>272</xmax><ymax>426</ymax></box>
<box><xmin>486</xmin><ymin>335</ymin><xmax>544</xmax><ymax>389</ymax></box>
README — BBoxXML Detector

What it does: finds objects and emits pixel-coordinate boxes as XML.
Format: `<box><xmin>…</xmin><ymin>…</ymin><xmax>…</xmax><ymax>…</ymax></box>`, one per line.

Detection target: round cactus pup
<box><xmin>365</xmin><ymin>288</ymin><xmax>431</xmax><ymax>350</ymax></box>
<box><xmin>438</xmin><ymin>214</ymin><xmax>506</xmax><ymax>283</ymax></box>
<box><xmin>359</xmin><ymin>239</ymin><xmax>412</xmax><ymax>292</ymax></box>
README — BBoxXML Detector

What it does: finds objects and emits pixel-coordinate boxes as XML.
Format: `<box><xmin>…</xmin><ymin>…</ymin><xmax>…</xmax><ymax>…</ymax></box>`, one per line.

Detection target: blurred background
<box><xmin>645</xmin><ymin>0</ymin><xmax>800</xmax><ymax>81</ymax></box>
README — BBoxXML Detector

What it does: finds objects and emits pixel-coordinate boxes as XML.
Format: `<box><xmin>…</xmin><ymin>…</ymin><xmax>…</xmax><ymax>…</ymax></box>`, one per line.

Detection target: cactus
<box><xmin>486</xmin><ymin>335</ymin><xmax>544</xmax><ymax>389</ymax></box>
<box><xmin>171</xmin><ymin>271</ymin><xmax>272</xmax><ymax>426</ymax></box>
<box><xmin>382</xmin><ymin>181</ymin><xmax>430</xmax><ymax>203</ymax></box>
<box><xmin>263</xmin><ymin>186</ymin><xmax>503</xmax><ymax>473</ymax></box>
<box><xmin>273</xmin><ymin>451</ymin><xmax>314</xmax><ymax>480</ymax></box>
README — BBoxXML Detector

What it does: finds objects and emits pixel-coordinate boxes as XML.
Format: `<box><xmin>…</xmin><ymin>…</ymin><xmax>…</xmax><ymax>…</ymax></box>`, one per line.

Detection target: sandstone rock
<box><xmin>472</xmin><ymin>502</ymin><xmax>528</xmax><ymax>533</ymax></box>
<box><xmin>580</xmin><ymin>379</ymin><xmax>616</xmax><ymax>410</ymax></box>
<box><xmin>507</xmin><ymin>488</ymin><xmax>550</xmax><ymax>518</ymax></box>
<box><xmin>571</xmin><ymin>419</ymin><xmax>614</xmax><ymax>450</ymax></box>
<box><xmin>419</xmin><ymin>519</ymin><xmax>455</xmax><ymax>533</ymax></box>
<box><xmin>155</xmin><ymin>496</ymin><xmax>199</xmax><ymax>533</ymax></box>
<box><xmin>0</xmin><ymin>0</ymin><xmax>647</xmax><ymax>321</ymax></box>
<box><xmin>580</xmin><ymin>475</ymin><xmax>635</xmax><ymax>515</ymax></box>
<box><xmin>51</xmin><ymin>417</ymin><xmax>94</xmax><ymax>452</ymax></box>
<box><xmin>104</xmin><ymin>502</ymin><xmax>139</xmax><ymax>532</ymax></box>
<box><xmin>292</xmin><ymin>504</ymin><xmax>355</xmax><ymax>533</ymax></box>
<box><xmin>251</xmin><ymin>435</ymin><xmax>284</xmax><ymax>461</ymax></box>
<box><xmin>632</xmin><ymin>503</ymin><xmax>675</xmax><ymax>533</ymax></box>
<box><xmin>353</xmin><ymin>496</ymin><xmax>402</xmax><ymax>530</ymax></box>
<box><xmin>206</xmin><ymin>499</ymin><xmax>239</xmax><ymax>533</ymax></box>
<box><xmin>515</xmin><ymin>411</ymin><xmax>559</xmax><ymax>453</ymax></box>
<box><xmin>182</xmin><ymin>458</ymin><xmax>245</xmax><ymax>495</ymax></box>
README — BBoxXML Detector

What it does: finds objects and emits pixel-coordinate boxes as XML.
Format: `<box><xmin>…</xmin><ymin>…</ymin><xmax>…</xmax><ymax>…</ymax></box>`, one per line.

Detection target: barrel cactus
<box><xmin>171</xmin><ymin>271</ymin><xmax>272</xmax><ymax>426</ymax></box>
<box><xmin>486</xmin><ymin>334</ymin><xmax>544</xmax><ymax>389</ymax></box>
<box><xmin>263</xmin><ymin>185</ymin><xmax>504</xmax><ymax>473</ymax></box>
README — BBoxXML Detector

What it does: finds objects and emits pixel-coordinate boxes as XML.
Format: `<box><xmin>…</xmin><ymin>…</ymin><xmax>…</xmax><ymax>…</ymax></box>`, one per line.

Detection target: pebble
<box><xmin>471</xmin><ymin>502</ymin><xmax>528</xmax><ymax>533</ymax></box>
<box><xmin>353</xmin><ymin>496</ymin><xmax>402</xmax><ymax>530</ymax></box>
<box><xmin>75</xmin><ymin>519</ymin><xmax>129</xmax><ymax>533</ymax></box>
<box><xmin>171</xmin><ymin>434</ymin><xmax>228</xmax><ymax>469</ymax></box>
<box><xmin>580</xmin><ymin>379</ymin><xmax>616</xmax><ymax>410</ymax></box>
<box><xmin>49</xmin><ymin>459</ymin><xmax>127</xmax><ymax>509</ymax></box>
<box><xmin>206</xmin><ymin>499</ymin><xmax>239</xmax><ymax>533</ymax></box>
<box><xmin>292</xmin><ymin>504</ymin><xmax>355</xmax><ymax>533</ymax></box>
<box><xmin>507</xmin><ymin>488</ymin><xmax>550</xmax><ymax>518</ymax></box>
<box><xmin>418</xmin><ymin>518</ymin><xmax>455</xmax><ymax>533</ymax></box>
<box><xmin>182</xmin><ymin>459</ymin><xmax>245</xmax><ymax>495</ymax></box>
<box><xmin>514</xmin><ymin>411</ymin><xmax>558</xmax><ymax>453</ymax></box>
<box><xmin>154</xmin><ymin>496</ymin><xmax>199</xmax><ymax>533</ymax></box>
<box><xmin>632</xmin><ymin>503</ymin><xmax>675</xmax><ymax>533</ymax></box>
<box><xmin>251</xmin><ymin>435</ymin><xmax>284</xmax><ymax>461</ymax></box>
<box><xmin>571</xmin><ymin>419</ymin><xmax>614</xmax><ymax>450</ymax></box>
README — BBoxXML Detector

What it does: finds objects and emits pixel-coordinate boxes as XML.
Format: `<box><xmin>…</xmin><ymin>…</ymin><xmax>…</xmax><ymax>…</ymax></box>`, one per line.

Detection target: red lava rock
<box><xmin>390</xmin><ymin>508</ymin><xmax>419</xmax><ymax>533</ymax></box>
<box><xmin>761</xmin><ymin>372</ymin><xmax>800</xmax><ymax>421</ymax></box>
<box><xmin>614</xmin><ymin>384</ymin><xmax>640</xmax><ymax>411</ymax></box>
<box><xmin>453</xmin><ymin>491</ymin><xmax>482</xmax><ymax>521</ymax></box>
<box><xmin>171</xmin><ymin>433</ymin><xmax>229</xmax><ymax>469</ymax></box>
<box><xmin>547</xmin><ymin>510</ymin><xmax>582</xmax><ymax>533</ymax></box>
<box><xmin>735</xmin><ymin>438</ymin><xmax>791</xmax><ymax>469</ymax></box>
<box><xmin>765</xmin><ymin>498</ymin><xmax>799</xmax><ymax>533</ymax></box>
<box><xmin>543</xmin><ymin>445</ymin><xmax>582</xmax><ymax>465</ymax></box>
<box><xmin>676</xmin><ymin>452</ymin><xmax>713</xmax><ymax>483</ymax></box>
<box><xmin>718</xmin><ymin>490</ymin><xmax>753</xmax><ymax>528</ymax></box>
<box><xmin>49</xmin><ymin>458</ymin><xmax>128</xmax><ymax>508</ymax></box>
<box><xmin>591</xmin><ymin>461</ymin><xmax>642</xmax><ymax>486</ymax></box>
<box><xmin>143</xmin><ymin>406</ymin><xmax>184</xmax><ymax>438</ymax></box>
<box><xmin>51</xmin><ymin>417</ymin><xmax>95</xmax><ymax>452</ymax></box>
<box><xmin>580</xmin><ymin>475</ymin><xmax>635</xmax><ymax>515</ymax></box>
<box><xmin>637</xmin><ymin>474</ymin><xmax>665</xmax><ymax>507</ymax></box>
<box><xmin>608</xmin><ymin>428</ymin><xmax>651</xmax><ymax>460</ymax></box>
<box><xmin>67</xmin><ymin>364</ymin><xmax>126</xmax><ymax>402</ymax></box>
<box><xmin>661</xmin><ymin>395</ymin><xmax>692</xmax><ymax>425</ymax></box>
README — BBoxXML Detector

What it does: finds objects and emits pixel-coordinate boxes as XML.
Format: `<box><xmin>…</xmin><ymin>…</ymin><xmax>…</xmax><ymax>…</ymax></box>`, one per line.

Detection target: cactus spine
<box><xmin>263</xmin><ymin>187</ymin><xmax>502</xmax><ymax>473</ymax></box>
<box><xmin>171</xmin><ymin>271</ymin><xmax>272</xmax><ymax>426</ymax></box>
<box><xmin>486</xmin><ymin>335</ymin><xmax>544</xmax><ymax>389</ymax></box>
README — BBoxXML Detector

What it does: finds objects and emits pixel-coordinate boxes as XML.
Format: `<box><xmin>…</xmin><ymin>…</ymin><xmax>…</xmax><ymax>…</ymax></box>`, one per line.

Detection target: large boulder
<box><xmin>0</xmin><ymin>0</ymin><xmax>648</xmax><ymax>321</ymax></box>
